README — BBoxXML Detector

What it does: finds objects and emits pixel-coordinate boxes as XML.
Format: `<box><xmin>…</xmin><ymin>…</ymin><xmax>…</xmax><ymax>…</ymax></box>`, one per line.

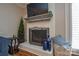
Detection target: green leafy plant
<box><xmin>17</xmin><ymin>17</ymin><xmax>24</xmax><ymax>43</ymax></box>
<box><xmin>48</xmin><ymin>11</ymin><xmax>53</xmax><ymax>17</ymax></box>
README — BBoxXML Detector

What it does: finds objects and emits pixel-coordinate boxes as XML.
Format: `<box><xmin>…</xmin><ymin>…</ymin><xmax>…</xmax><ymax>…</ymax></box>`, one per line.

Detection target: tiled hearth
<box><xmin>19</xmin><ymin>42</ymin><xmax>53</xmax><ymax>56</ymax></box>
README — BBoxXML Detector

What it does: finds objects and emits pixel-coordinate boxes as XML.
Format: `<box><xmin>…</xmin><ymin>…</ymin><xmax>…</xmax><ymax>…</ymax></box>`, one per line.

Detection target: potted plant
<box><xmin>17</xmin><ymin>17</ymin><xmax>25</xmax><ymax>43</ymax></box>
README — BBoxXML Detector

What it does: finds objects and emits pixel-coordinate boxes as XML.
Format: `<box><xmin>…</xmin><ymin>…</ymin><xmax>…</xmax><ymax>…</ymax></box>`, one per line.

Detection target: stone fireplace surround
<box><xmin>19</xmin><ymin>20</ymin><xmax>53</xmax><ymax>55</ymax></box>
<box><xmin>19</xmin><ymin>13</ymin><xmax>54</xmax><ymax>56</ymax></box>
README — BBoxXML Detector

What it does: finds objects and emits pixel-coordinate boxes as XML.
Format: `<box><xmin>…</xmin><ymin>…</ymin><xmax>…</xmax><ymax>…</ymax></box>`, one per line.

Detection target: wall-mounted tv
<box><xmin>27</xmin><ymin>3</ymin><xmax>48</xmax><ymax>17</ymax></box>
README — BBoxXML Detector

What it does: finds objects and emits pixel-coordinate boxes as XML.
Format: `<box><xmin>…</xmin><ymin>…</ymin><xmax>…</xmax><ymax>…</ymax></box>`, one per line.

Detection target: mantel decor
<box><xmin>24</xmin><ymin>11</ymin><xmax>53</xmax><ymax>22</ymax></box>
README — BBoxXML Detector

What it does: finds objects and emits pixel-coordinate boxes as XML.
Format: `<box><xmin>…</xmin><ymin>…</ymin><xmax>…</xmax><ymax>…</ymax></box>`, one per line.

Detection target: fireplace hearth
<box><xmin>29</xmin><ymin>27</ymin><xmax>49</xmax><ymax>46</ymax></box>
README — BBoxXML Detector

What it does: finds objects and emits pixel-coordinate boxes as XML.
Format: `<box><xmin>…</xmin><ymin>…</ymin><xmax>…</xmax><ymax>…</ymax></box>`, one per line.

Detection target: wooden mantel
<box><xmin>24</xmin><ymin>12</ymin><xmax>53</xmax><ymax>22</ymax></box>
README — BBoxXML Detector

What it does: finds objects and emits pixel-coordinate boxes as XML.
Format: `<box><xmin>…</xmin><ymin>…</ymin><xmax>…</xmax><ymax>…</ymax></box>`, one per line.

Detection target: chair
<box><xmin>53</xmin><ymin>35</ymin><xmax>71</xmax><ymax>56</ymax></box>
<box><xmin>0</xmin><ymin>36</ymin><xmax>10</xmax><ymax>56</ymax></box>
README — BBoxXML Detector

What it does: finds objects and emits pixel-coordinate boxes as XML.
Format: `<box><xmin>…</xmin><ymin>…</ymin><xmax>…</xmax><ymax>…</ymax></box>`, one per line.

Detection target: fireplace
<box><xmin>29</xmin><ymin>27</ymin><xmax>49</xmax><ymax>46</ymax></box>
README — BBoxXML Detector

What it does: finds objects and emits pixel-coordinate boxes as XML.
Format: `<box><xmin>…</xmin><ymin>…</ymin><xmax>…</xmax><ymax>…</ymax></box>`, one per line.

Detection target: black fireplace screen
<box><xmin>29</xmin><ymin>28</ymin><xmax>49</xmax><ymax>46</ymax></box>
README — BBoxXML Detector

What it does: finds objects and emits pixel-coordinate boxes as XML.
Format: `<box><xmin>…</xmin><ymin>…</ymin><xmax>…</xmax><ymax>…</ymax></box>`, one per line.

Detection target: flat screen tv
<box><xmin>27</xmin><ymin>3</ymin><xmax>48</xmax><ymax>17</ymax></box>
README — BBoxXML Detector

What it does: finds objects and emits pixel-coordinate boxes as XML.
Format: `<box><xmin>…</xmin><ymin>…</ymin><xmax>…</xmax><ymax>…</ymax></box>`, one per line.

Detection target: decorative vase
<box><xmin>43</xmin><ymin>40</ymin><xmax>48</xmax><ymax>50</ymax></box>
<box><xmin>47</xmin><ymin>35</ymin><xmax>51</xmax><ymax>51</ymax></box>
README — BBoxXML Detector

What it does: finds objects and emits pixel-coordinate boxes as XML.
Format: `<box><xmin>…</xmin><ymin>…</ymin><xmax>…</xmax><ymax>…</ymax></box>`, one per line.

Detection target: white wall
<box><xmin>55</xmin><ymin>3</ymin><xmax>65</xmax><ymax>38</ymax></box>
<box><xmin>0</xmin><ymin>4</ymin><xmax>26</xmax><ymax>37</ymax></box>
<box><xmin>65</xmin><ymin>3</ymin><xmax>72</xmax><ymax>42</ymax></box>
<box><xmin>55</xmin><ymin>3</ymin><xmax>71</xmax><ymax>42</ymax></box>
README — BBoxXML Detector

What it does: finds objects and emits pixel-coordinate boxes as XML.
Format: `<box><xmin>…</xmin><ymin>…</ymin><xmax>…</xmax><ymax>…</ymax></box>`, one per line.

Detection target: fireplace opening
<box><xmin>29</xmin><ymin>27</ymin><xmax>49</xmax><ymax>46</ymax></box>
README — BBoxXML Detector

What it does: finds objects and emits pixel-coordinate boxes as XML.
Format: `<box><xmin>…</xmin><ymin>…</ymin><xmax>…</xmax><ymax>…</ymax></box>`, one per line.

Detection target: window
<box><xmin>72</xmin><ymin>3</ymin><xmax>79</xmax><ymax>49</ymax></box>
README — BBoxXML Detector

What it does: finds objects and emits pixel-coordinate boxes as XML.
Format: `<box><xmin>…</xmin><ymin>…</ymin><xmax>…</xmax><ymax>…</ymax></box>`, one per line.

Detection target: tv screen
<box><xmin>27</xmin><ymin>3</ymin><xmax>48</xmax><ymax>17</ymax></box>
